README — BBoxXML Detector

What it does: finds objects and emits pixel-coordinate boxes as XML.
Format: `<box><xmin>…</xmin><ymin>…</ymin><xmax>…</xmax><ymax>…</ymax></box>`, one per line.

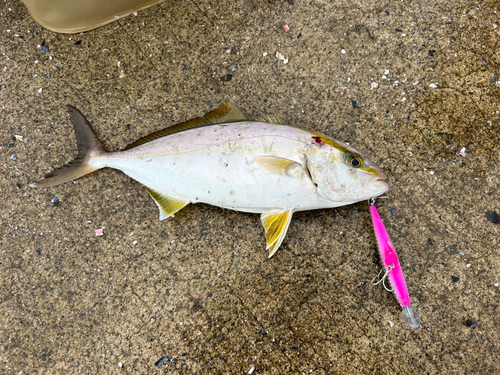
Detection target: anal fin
<box><xmin>143</xmin><ymin>186</ymin><xmax>189</xmax><ymax>220</ymax></box>
<box><xmin>261</xmin><ymin>208</ymin><xmax>294</xmax><ymax>258</ymax></box>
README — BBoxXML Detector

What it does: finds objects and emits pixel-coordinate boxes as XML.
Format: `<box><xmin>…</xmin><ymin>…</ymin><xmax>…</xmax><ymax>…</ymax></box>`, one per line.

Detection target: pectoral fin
<box><xmin>261</xmin><ymin>208</ymin><xmax>293</xmax><ymax>258</ymax></box>
<box><xmin>254</xmin><ymin>156</ymin><xmax>302</xmax><ymax>176</ymax></box>
<box><xmin>143</xmin><ymin>186</ymin><xmax>189</xmax><ymax>220</ymax></box>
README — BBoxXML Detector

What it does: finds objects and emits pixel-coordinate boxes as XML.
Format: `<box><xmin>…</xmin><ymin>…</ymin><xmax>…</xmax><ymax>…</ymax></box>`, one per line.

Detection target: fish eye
<box><xmin>346</xmin><ymin>154</ymin><xmax>362</xmax><ymax>168</ymax></box>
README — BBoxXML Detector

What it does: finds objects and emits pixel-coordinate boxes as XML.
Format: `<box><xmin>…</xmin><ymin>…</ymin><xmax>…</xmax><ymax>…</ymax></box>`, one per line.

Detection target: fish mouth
<box><xmin>367</xmin><ymin>174</ymin><xmax>389</xmax><ymax>194</ymax></box>
<box><xmin>375</xmin><ymin>171</ymin><xmax>388</xmax><ymax>182</ymax></box>
<box><xmin>370</xmin><ymin>173</ymin><xmax>388</xmax><ymax>184</ymax></box>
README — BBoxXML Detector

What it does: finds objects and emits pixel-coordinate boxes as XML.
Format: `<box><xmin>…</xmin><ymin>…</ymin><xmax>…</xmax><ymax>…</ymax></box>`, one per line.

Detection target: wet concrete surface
<box><xmin>1</xmin><ymin>0</ymin><xmax>499</xmax><ymax>373</ymax></box>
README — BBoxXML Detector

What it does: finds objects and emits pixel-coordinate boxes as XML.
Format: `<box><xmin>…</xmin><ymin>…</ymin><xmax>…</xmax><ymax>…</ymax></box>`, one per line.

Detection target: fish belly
<box><xmin>93</xmin><ymin>123</ymin><xmax>337</xmax><ymax>213</ymax></box>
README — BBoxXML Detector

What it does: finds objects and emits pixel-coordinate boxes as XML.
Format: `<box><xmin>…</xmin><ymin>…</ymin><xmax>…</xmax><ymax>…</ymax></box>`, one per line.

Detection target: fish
<box><xmin>31</xmin><ymin>98</ymin><xmax>389</xmax><ymax>257</ymax></box>
<box><xmin>370</xmin><ymin>202</ymin><xmax>420</xmax><ymax>328</ymax></box>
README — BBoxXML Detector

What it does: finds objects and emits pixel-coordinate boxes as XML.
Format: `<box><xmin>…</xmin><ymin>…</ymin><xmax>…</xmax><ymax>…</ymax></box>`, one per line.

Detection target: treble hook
<box><xmin>371</xmin><ymin>264</ymin><xmax>395</xmax><ymax>292</ymax></box>
<box><xmin>368</xmin><ymin>195</ymin><xmax>389</xmax><ymax>206</ymax></box>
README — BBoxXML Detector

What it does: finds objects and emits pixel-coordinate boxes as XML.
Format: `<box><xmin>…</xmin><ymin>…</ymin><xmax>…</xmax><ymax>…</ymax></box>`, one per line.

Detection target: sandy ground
<box><xmin>1</xmin><ymin>0</ymin><xmax>499</xmax><ymax>373</ymax></box>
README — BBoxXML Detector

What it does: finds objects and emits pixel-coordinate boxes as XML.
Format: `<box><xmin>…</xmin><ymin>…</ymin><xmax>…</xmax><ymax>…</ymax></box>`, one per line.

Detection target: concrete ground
<box><xmin>1</xmin><ymin>0</ymin><xmax>499</xmax><ymax>373</ymax></box>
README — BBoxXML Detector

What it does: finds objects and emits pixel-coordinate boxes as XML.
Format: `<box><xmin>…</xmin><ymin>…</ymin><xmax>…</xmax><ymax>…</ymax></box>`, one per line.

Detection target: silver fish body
<box><xmin>31</xmin><ymin>99</ymin><xmax>389</xmax><ymax>257</ymax></box>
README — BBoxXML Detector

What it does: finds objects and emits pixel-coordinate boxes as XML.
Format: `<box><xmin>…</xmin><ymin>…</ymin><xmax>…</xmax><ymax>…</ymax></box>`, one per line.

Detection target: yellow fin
<box><xmin>123</xmin><ymin>97</ymin><xmax>246</xmax><ymax>150</ymax></box>
<box><xmin>256</xmin><ymin>114</ymin><xmax>283</xmax><ymax>124</ymax></box>
<box><xmin>143</xmin><ymin>186</ymin><xmax>189</xmax><ymax>220</ymax></box>
<box><xmin>254</xmin><ymin>156</ymin><xmax>301</xmax><ymax>176</ymax></box>
<box><xmin>261</xmin><ymin>208</ymin><xmax>293</xmax><ymax>258</ymax></box>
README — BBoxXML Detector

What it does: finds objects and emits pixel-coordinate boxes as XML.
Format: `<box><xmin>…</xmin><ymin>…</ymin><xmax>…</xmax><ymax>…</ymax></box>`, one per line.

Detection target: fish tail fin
<box><xmin>30</xmin><ymin>105</ymin><xmax>108</xmax><ymax>188</ymax></box>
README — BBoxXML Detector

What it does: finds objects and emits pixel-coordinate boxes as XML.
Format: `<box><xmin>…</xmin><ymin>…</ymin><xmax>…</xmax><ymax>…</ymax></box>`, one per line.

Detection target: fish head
<box><xmin>306</xmin><ymin>135</ymin><xmax>389</xmax><ymax>203</ymax></box>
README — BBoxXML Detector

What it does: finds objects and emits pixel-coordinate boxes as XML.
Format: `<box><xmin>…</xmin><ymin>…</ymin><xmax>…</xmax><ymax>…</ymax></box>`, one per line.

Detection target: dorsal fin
<box><xmin>123</xmin><ymin>97</ymin><xmax>247</xmax><ymax>151</ymax></box>
<box><xmin>256</xmin><ymin>113</ymin><xmax>283</xmax><ymax>125</ymax></box>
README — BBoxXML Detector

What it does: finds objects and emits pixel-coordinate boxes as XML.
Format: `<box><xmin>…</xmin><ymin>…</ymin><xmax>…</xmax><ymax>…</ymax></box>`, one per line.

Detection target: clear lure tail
<box><xmin>369</xmin><ymin>200</ymin><xmax>420</xmax><ymax>329</ymax></box>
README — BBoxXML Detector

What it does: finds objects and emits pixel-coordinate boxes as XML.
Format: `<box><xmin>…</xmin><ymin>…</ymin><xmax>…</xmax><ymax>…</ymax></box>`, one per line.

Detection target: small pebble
<box><xmin>41</xmin><ymin>42</ymin><xmax>49</xmax><ymax>52</ymax></box>
<box><xmin>154</xmin><ymin>357</ymin><xmax>168</xmax><ymax>368</ymax></box>
<box><xmin>429</xmin><ymin>83</ymin><xmax>437</xmax><ymax>88</ymax></box>
<box><xmin>282</xmin><ymin>24</ymin><xmax>290</xmax><ymax>32</ymax></box>
<box><xmin>74</xmin><ymin>40</ymin><xmax>82</xmax><ymax>46</ymax></box>
<box><xmin>465</xmin><ymin>319</ymin><xmax>476</xmax><ymax>327</ymax></box>
<box><xmin>248</xmin><ymin>367</ymin><xmax>255</xmax><ymax>374</ymax></box>
<box><xmin>95</xmin><ymin>228</ymin><xmax>104</xmax><ymax>236</ymax></box>
<box><xmin>118</xmin><ymin>363</ymin><xmax>123</xmax><ymax>368</ymax></box>
<box><xmin>51</xmin><ymin>196</ymin><xmax>60</xmax><ymax>206</ymax></box>
<box><xmin>390</xmin><ymin>208</ymin><xmax>397</xmax><ymax>217</ymax></box>
<box><xmin>341</xmin><ymin>48</ymin><xmax>346</xmax><ymax>54</ymax></box>
<box><xmin>35</xmin><ymin>250</ymin><xmax>41</xmax><ymax>256</ymax></box>
<box><xmin>486</xmin><ymin>211</ymin><xmax>499</xmax><ymax>224</ymax></box>
<box><xmin>351</xmin><ymin>100</ymin><xmax>361</xmax><ymax>109</ymax></box>
<box><xmin>489</xmin><ymin>74</ymin><xmax>499</xmax><ymax>84</ymax></box>
<box><xmin>451</xmin><ymin>276</ymin><xmax>459</xmax><ymax>283</ymax></box>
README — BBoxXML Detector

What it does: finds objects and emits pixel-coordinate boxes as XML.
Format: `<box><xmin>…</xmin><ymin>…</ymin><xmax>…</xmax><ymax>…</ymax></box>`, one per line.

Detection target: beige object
<box><xmin>21</xmin><ymin>0</ymin><xmax>164</xmax><ymax>33</ymax></box>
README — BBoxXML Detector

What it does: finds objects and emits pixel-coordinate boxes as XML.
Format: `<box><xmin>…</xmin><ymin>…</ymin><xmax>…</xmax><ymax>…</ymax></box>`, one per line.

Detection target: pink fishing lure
<box><xmin>370</xmin><ymin>203</ymin><xmax>420</xmax><ymax>328</ymax></box>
